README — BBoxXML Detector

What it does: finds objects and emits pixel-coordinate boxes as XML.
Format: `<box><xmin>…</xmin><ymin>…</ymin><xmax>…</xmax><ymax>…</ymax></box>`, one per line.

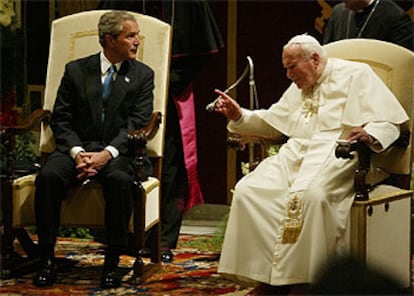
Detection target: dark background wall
<box><xmin>21</xmin><ymin>0</ymin><xmax>413</xmax><ymax>205</ymax></box>
<box><xmin>194</xmin><ymin>1</ymin><xmax>327</xmax><ymax>205</ymax></box>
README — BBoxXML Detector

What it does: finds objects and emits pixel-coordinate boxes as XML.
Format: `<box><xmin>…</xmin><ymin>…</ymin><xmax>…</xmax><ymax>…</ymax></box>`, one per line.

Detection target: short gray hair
<box><xmin>98</xmin><ymin>10</ymin><xmax>137</xmax><ymax>47</ymax></box>
<box><xmin>284</xmin><ymin>33</ymin><xmax>327</xmax><ymax>60</ymax></box>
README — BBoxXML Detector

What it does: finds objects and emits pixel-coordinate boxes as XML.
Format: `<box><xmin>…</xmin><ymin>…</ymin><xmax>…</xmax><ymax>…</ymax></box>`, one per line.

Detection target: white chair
<box><xmin>1</xmin><ymin>10</ymin><xmax>172</xmax><ymax>284</ymax></box>
<box><xmin>324</xmin><ymin>39</ymin><xmax>413</xmax><ymax>288</ymax></box>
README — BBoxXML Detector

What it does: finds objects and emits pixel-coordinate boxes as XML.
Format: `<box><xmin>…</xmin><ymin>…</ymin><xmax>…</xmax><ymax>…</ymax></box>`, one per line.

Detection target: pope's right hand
<box><xmin>213</xmin><ymin>89</ymin><xmax>242</xmax><ymax>121</ymax></box>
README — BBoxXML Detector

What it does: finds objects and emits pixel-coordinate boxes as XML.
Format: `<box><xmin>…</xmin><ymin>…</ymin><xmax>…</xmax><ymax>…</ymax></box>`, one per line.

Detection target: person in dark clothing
<box><xmin>323</xmin><ymin>0</ymin><xmax>413</xmax><ymax>51</ymax></box>
<box><xmin>32</xmin><ymin>11</ymin><xmax>154</xmax><ymax>289</ymax></box>
<box><xmin>309</xmin><ymin>257</ymin><xmax>405</xmax><ymax>294</ymax></box>
<box><xmin>99</xmin><ymin>0</ymin><xmax>224</xmax><ymax>263</ymax></box>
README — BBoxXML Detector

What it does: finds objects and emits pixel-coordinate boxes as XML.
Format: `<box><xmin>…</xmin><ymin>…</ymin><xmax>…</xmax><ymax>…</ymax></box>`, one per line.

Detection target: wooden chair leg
<box><xmin>131</xmin><ymin>257</ymin><xmax>145</xmax><ymax>284</ymax></box>
<box><xmin>1</xmin><ymin>178</ymin><xmax>40</xmax><ymax>279</ymax></box>
<box><xmin>14</xmin><ymin>228</ymin><xmax>39</xmax><ymax>258</ymax></box>
<box><xmin>127</xmin><ymin>178</ymin><xmax>162</xmax><ymax>284</ymax></box>
<box><xmin>150</xmin><ymin>222</ymin><xmax>161</xmax><ymax>263</ymax></box>
<box><xmin>130</xmin><ymin>224</ymin><xmax>161</xmax><ymax>284</ymax></box>
<box><xmin>0</xmin><ymin>231</ymin><xmax>40</xmax><ymax>279</ymax></box>
<box><xmin>128</xmin><ymin>181</ymin><xmax>146</xmax><ymax>284</ymax></box>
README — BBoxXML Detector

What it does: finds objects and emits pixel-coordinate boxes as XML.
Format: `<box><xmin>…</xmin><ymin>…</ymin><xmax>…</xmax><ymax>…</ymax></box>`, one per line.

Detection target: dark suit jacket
<box><xmin>323</xmin><ymin>0</ymin><xmax>413</xmax><ymax>51</ymax></box>
<box><xmin>51</xmin><ymin>53</ymin><xmax>154</xmax><ymax>156</ymax></box>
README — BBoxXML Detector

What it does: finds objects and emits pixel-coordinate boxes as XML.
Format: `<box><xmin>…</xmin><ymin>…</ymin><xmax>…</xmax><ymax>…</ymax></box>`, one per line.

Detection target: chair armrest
<box><xmin>128</xmin><ymin>112</ymin><xmax>162</xmax><ymax>181</ymax></box>
<box><xmin>227</xmin><ymin>132</ymin><xmax>288</xmax><ymax>171</ymax></box>
<box><xmin>227</xmin><ymin>132</ymin><xmax>287</xmax><ymax>151</ymax></box>
<box><xmin>335</xmin><ymin>129</ymin><xmax>411</xmax><ymax>201</ymax></box>
<box><xmin>1</xmin><ymin>109</ymin><xmax>51</xmax><ymax>143</ymax></box>
<box><xmin>1</xmin><ymin>109</ymin><xmax>51</xmax><ymax>176</ymax></box>
<box><xmin>130</xmin><ymin>112</ymin><xmax>162</xmax><ymax>141</ymax></box>
<box><xmin>335</xmin><ymin>141</ymin><xmax>371</xmax><ymax>201</ymax></box>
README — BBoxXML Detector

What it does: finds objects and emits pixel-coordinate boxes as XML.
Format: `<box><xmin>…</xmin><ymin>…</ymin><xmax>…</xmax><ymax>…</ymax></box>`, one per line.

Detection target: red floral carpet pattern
<box><xmin>0</xmin><ymin>234</ymin><xmax>248</xmax><ymax>295</ymax></box>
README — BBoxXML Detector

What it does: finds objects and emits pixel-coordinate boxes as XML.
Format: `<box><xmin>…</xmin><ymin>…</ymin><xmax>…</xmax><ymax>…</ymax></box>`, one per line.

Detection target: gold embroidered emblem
<box><xmin>282</xmin><ymin>196</ymin><xmax>303</xmax><ymax>244</ymax></box>
<box><xmin>301</xmin><ymin>88</ymin><xmax>320</xmax><ymax>123</ymax></box>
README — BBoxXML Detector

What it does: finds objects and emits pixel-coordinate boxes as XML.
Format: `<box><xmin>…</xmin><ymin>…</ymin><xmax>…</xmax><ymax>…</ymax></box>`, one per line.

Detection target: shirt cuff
<box><xmin>69</xmin><ymin>146</ymin><xmax>85</xmax><ymax>159</ymax></box>
<box><xmin>105</xmin><ymin>145</ymin><xmax>119</xmax><ymax>159</ymax></box>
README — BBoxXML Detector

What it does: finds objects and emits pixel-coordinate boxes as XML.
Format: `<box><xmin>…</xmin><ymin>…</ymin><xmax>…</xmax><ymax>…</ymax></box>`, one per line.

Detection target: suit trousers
<box><xmin>34</xmin><ymin>150</ymin><xmax>136</xmax><ymax>250</ymax></box>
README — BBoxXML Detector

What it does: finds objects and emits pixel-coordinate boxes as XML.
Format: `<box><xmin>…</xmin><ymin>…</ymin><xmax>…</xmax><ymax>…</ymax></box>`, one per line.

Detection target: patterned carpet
<box><xmin>1</xmin><ymin>233</ymin><xmax>413</xmax><ymax>295</ymax></box>
<box><xmin>0</xmin><ymin>234</ymin><xmax>252</xmax><ymax>295</ymax></box>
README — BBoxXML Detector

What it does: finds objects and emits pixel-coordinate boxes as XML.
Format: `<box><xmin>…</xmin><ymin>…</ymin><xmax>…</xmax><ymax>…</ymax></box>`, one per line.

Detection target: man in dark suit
<box><xmin>32</xmin><ymin>10</ymin><xmax>154</xmax><ymax>289</ymax></box>
<box><xmin>323</xmin><ymin>0</ymin><xmax>413</xmax><ymax>51</ymax></box>
<box><xmin>98</xmin><ymin>0</ymin><xmax>224</xmax><ymax>263</ymax></box>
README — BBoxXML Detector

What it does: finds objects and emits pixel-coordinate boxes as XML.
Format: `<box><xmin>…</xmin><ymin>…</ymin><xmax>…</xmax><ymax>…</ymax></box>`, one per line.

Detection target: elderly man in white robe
<box><xmin>212</xmin><ymin>34</ymin><xmax>409</xmax><ymax>295</ymax></box>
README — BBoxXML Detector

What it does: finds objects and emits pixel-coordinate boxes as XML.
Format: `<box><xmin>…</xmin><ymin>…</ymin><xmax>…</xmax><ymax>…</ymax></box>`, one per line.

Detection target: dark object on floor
<box><xmin>161</xmin><ymin>249</ymin><xmax>174</xmax><ymax>263</ymax></box>
<box><xmin>100</xmin><ymin>268</ymin><xmax>122</xmax><ymax>289</ymax></box>
<box><xmin>139</xmin><ymin>248</ymin><xmax>174</xmax><ymax>263</ymax></box>
<box><xmin>32</xmin><ymin>258</ymin><xmax>56</xmax><ymax>287</ymax></box>
<box><xmin>245</xmin><ymin>283</ymin><xmax>290</xmax><ymax>296</ymax></box>
<box><xmin>309</xmin><ymin>257</ymin><xmax>406</xmax><ymax>294</ymax></box>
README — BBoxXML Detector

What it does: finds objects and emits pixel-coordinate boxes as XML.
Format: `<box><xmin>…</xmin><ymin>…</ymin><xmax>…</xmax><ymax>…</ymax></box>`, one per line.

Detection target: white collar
<box><xmin>100</xmin><ymin>52</ymin><xmax>120</xmax><ymax>74</ymax></box>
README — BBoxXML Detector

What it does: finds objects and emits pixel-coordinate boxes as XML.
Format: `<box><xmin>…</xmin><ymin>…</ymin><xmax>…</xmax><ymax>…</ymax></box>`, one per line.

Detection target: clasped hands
<box><xmin>75</xmin><ymin>150</ymin><xmax>112</xmax><ymax>180</ymax></box>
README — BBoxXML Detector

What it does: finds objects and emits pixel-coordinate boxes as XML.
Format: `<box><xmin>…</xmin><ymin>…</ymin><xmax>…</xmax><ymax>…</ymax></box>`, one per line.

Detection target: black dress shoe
<box><xmin>100</xmin><ymin>269</ymin><xmax>122</xmax><ymax>289</ymax></box>
<box><xmin>33</xmin><ymin>259</ymin><xmax>56</xmax><ymax>287</ymax></box>
<box><xmin>161</xmin><ymin>249</ymin><xmax>174</xmax><ymax>263</ymax></box>
<box><xmin>100</xmin><ymin>252</ymin><xmax>121</xmax><ymax>289</ymax></box>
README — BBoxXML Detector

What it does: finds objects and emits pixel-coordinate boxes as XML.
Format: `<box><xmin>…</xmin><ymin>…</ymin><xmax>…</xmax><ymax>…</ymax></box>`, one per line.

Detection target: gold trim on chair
<box><xmin>69</xmin><ymin>30</ymin><xmax>98</xmax><ymax>61</ymax></box>
<box><xmin>69</xmin><ymin>31</ymin><xmax>145</xmax><ymax>62</ymax></box>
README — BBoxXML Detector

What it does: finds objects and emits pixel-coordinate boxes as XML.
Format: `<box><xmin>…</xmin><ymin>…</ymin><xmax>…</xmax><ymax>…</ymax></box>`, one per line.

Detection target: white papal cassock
<box><xmin>217</xmin><ymin>58</ymin><xmax>409</xmax><ymax>285</ymax></box>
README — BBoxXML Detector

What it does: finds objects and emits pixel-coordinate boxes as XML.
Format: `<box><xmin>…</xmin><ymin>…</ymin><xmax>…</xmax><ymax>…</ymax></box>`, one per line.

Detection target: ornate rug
<box><xmin>0</xmin><ymin>234</ymin><xmax>251</xmax><ymax>295</ymax></box>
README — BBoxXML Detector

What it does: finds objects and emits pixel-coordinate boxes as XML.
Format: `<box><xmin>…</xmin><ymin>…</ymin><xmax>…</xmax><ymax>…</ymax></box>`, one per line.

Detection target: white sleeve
<box><xmin>364</xmin><ymin>122</ymin><xmax>400</xmax><ymax>152</ymax></box>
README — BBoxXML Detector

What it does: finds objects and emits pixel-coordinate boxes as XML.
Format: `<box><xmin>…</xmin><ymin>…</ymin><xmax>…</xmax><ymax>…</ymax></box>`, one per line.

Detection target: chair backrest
<box><xmin>39</xmin><ymin>10</ymin><xmax>172</xmax><ymax>159</ymax></box>
<box><xmin>324</xmin><ymin>39</ymin><xmax>414</xmax><ymax>182</ymax></box>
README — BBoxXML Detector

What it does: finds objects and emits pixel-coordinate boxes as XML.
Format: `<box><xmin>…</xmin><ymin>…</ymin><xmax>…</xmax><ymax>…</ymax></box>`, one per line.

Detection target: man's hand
<box><xmin>75</xmin><ymin>150</ymin><xmax>112</xmax><ymax>180</ymax></box>
<box><xmin>213</xmin><ymin>89</ymin><xmax>243</xmax><ymax>121</ymax></box>
<box><xmin>347</xmin><ymin>127</ymin><xmax>374</xmax><ymax>145</ymax></box>
<box><xmin>75</xmin><ymin>152</ymin><xmax>94</xmax><ymax>180</ymax></box>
